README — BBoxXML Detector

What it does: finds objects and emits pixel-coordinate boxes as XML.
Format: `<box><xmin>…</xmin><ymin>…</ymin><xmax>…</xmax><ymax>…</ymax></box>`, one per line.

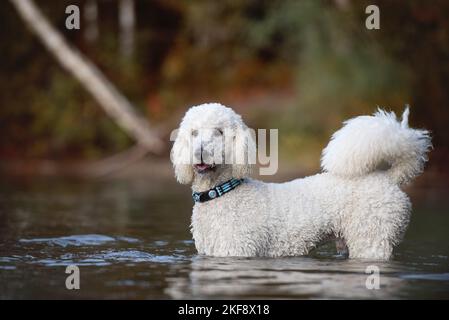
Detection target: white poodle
<box><xmin>171</xmin><ymin>103</ymin><xmax>431</xmax><ymax>260</ymax></box>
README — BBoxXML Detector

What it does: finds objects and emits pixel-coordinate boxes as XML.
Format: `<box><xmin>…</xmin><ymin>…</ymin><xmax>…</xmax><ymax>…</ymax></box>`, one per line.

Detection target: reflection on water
<box><xmin>0</xmin><ymin>176</ymin><xmax>448</xmax><ymax>299</ymax></box>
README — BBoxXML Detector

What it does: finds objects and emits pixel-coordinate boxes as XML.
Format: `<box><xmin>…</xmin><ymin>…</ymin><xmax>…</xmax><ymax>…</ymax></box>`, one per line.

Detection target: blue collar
<box><xmin>192</xmin><ymin>178</ymin><xmax>244</xmax><ymax>203</ymax></box>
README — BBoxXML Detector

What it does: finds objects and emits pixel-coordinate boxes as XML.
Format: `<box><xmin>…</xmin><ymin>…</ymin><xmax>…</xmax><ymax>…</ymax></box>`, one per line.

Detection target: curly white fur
<box><xmin>321</xmin><ymin>107</ymin><xmax>431</xmax><ymax>185</ymax></box>
<box><xmin>171</xmin><ymin>103</ymin><xmax>431</xmax><ymax>260</ymax></box>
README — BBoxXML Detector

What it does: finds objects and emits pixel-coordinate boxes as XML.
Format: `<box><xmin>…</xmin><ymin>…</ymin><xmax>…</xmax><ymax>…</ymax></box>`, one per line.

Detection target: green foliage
<box><xmin>1</xmin><ymin>0</ymin><xmax>447</xmax><ymax>163</ymax></box>
<box><xmin>243</xmin><ymin>1</ymin><xmax>410</xmax><ymax>140</ymax></box>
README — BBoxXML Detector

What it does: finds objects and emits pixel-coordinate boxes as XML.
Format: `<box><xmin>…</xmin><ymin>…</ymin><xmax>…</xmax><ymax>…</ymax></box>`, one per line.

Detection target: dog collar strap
<box><xmin>192</xmin><ymin>178</ymin><xmax>244</xmax><ymax>203</ymax></box>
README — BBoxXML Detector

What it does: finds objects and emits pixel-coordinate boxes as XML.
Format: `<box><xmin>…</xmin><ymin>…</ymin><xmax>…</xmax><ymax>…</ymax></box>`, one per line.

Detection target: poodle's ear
<box><xmin>170</xmin><ymin>129</ymin><xmax>194</xmax><ymax>184</ymax></box>
<box><xmin>232</xmin><ymin>123</ymin><xmax>256</xmax><ymax>179</ymax></box>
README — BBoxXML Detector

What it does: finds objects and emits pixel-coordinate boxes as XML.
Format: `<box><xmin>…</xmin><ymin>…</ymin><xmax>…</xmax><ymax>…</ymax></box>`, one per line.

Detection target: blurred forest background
<box><xmin>0</xmin><ymin>0</ymin><xmax>448</xmax><ymax>178</ymax></box>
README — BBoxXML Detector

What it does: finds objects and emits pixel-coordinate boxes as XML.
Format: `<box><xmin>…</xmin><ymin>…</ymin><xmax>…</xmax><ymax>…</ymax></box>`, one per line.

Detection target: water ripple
<box><xmin>19</xmin><ymin>234</ymin><xmax>140</xmax><ymax>247</ymax></box>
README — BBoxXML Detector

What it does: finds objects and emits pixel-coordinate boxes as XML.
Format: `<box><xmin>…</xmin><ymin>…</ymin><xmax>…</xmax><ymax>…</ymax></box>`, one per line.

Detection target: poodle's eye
<box><xmin>214</xmin><ymin>128</ymin><xmax>223</xmax><ymax>136</ymax></box>
<box><xmin>191</xmin><ymin>129</ymin><xmax>198</xmax><ymax>137</ymax></box>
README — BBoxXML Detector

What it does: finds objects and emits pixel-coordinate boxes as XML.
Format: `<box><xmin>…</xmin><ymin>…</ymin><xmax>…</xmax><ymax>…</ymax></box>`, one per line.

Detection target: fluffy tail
<box><xmin>321</xmin><ymin>107</ymin><xmax>432</xmax><ymax>185</ymax></box>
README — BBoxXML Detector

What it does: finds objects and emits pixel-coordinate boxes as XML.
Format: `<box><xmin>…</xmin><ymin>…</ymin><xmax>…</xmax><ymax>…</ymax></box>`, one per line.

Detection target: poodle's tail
<box><xmin>321</xmin><ymin>107</ymin><xmax>432</xmax><ymax>185</ymax></box>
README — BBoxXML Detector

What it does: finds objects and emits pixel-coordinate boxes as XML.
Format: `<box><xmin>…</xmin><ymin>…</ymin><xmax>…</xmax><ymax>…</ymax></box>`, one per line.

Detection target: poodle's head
<box><xmin>171</xmin><ymin>103</ymin><xmax>256</xmax><ymax>186</ymax></box>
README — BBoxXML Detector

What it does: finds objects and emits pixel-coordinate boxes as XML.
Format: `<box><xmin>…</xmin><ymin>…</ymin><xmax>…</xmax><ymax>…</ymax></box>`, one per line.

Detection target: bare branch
<box><xmin>9</xmin><ymin>0</ymin><xmax>165</xmax><ymax>153</ymax></box>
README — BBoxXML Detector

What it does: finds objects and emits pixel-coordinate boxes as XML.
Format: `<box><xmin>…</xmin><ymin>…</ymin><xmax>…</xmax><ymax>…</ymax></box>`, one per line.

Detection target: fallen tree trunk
<box><xmin>9</xmin><ymin>0</ymin><xmax>165</xmax><ymax>154</ymax></box>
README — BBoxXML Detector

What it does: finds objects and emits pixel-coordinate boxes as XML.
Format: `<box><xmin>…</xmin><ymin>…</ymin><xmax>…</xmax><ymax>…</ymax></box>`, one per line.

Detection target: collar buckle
<box><xmin>192</xmin><ymin>178</ymin><xmax>244</xmax><ymax>203</ymax></box>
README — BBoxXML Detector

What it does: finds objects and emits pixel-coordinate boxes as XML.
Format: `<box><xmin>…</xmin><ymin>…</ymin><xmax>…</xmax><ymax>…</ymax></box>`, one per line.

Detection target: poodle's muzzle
<box><xmin>192</xmin><ymin>128</ymin><xmax>225</xmax><ymax>174</ymax></box>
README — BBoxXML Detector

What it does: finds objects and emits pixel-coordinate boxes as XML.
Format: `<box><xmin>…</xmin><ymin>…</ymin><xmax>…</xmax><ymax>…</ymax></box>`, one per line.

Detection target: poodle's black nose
<box><xmin>194</xmin><ymin>146</ymin><xmax>214</xmax><ymax>164</ymax></box>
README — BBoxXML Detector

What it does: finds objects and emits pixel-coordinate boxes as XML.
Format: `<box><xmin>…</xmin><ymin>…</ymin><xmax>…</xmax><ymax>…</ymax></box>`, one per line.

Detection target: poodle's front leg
<box><xmin>193</xmin><ymin>231</ymin><xmax>260</xmax><ymax>257</ymax></box>
<box><xmin>203</xmin><ymin>242</ymin><xmax>260</xmax><ymax>257</ymax></box>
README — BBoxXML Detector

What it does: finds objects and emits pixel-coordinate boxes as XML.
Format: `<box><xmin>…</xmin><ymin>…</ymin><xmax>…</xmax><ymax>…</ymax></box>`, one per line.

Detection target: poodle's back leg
<box><xmin>339</xmin><ymin>184</ymin><xmax>411</xmax><ymax>260</ymax></box>
<box><xmin>343</xmin><ymin>206</ymin><xmax>410</xmax><ymax>260</ymax></box>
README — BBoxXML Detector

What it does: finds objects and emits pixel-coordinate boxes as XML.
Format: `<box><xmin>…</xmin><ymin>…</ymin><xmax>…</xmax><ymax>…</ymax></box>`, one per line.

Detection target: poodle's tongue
<box><xmin>195</xmin><ymin>163</ymin><xmax>211</xmax><ymax>171</ymax></box>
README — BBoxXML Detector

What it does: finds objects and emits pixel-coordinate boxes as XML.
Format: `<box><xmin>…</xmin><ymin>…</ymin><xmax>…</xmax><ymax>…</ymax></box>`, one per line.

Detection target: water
<box><xmin>0</xmin><ymin>175</ymin><xmax>448</xmax><ymax>299</ymax></box>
